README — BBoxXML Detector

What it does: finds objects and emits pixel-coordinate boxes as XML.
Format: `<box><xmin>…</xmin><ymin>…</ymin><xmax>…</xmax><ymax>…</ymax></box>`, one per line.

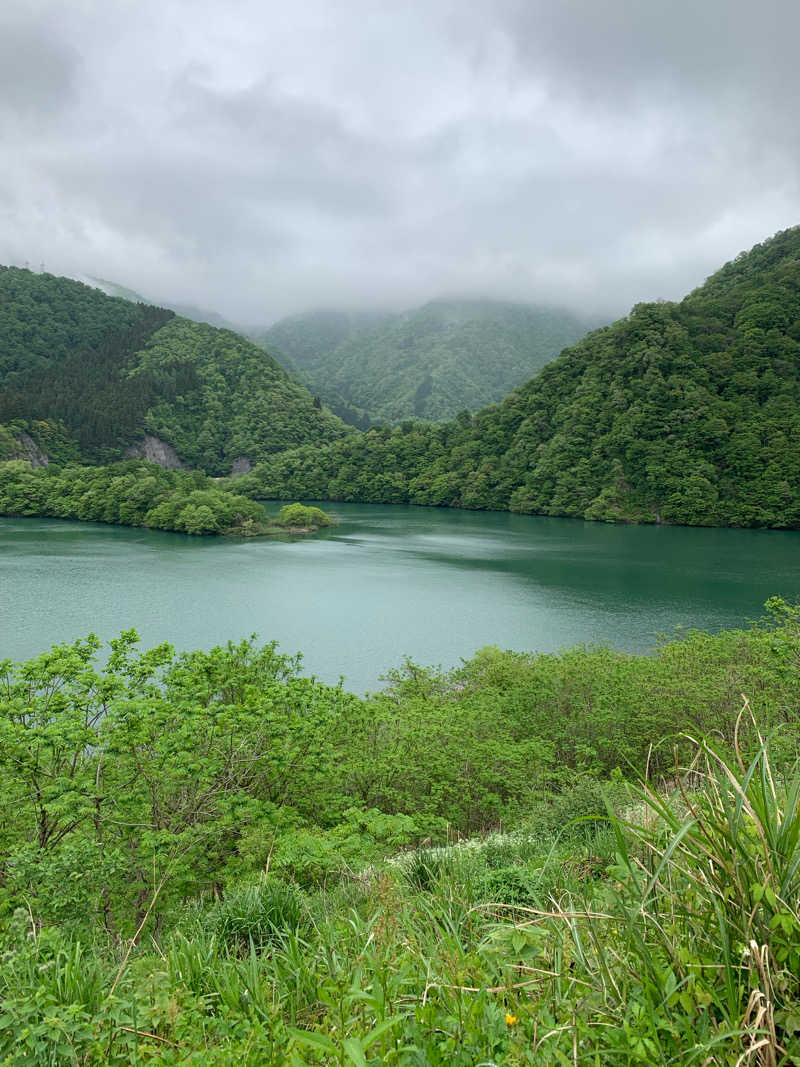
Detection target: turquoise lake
<box><xmin>2</xmin><ymin>503</ymin><xmax>799</xmax><ymax>692</ymax></box>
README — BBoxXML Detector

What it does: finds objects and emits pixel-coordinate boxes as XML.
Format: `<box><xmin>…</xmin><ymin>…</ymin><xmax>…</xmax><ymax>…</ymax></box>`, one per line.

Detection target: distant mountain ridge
<box><xmin>246</xmin><ymin>226</ymin><xmax>800</xmax><ymax>529</ymax></box>
<box><xmin>251</xmin><ymin>298</ymin><xmax>594</xmax><ymax>426</ymax></box>
<box><xmin>78</xmin><ymin>275</ymin><xmax>240</xmax><ymax>332</ymax></box>
<box><xmin>249</xmin><ymin>309</ymin><xmax>395</xmax><ymax>427</ymax></box>
<box><xmin>0</xmin><ymin>266</ymin><xmax>350</xmax><ymax>474</ymax></box>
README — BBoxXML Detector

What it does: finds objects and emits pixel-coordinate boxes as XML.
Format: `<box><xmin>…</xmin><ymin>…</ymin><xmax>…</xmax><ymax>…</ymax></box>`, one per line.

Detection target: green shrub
<box><xmin>399</xmin><ymin>847</ymin><xmax>482</xmax><ymax>896</ymax></box>
<box><xmin>206</xmin><ymin>879</ymin><xmax>307</xmax><ymax>953</ymax></box>
<box><xmin>276</xmin><ymin>502</ymin><xmax>332</xmax><ymax>528</ymax></box>
<box><xmin>401</xmin><ymin>848</ymin><xmax>449</xmax><ymax>893</ymax></box>
<box><xmin>476</xmin><ymin>864</ymin><xmax>540</xmax><ymax>906</ymax></box>
<box><xmin>544</xmin><ymin>776</ymin><xmax>622</xmax><ymax>840</ymax></box>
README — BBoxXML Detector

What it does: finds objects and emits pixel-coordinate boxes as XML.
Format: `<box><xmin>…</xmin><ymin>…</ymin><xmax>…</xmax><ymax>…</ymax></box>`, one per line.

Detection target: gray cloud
<box><xmin>0</xmin><ymin>0</ymin><xmax>798</xmax><ymax>324</ymax></box>
<box><xmin>0</xmin><ymin>12</ymin><xmax>78</xmax><ymax>123</ymax></box>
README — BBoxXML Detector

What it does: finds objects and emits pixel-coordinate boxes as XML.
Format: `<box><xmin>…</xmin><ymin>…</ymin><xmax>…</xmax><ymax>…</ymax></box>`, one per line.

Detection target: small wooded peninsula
<box><xmin>0</xmin><ymin>455</ymin><xmax>332</xmax><ymax>536</ymax></box>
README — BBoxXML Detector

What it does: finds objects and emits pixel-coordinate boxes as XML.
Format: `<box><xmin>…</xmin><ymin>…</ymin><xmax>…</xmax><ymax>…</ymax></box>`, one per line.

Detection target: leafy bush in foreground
<box><xmin>2</xmin><ymin>605</ymin><xmax>800</xmax><ymax>1061</ymax></box>
<box><xmin>4</xmin><ymin>721</ymin><xmax>800</xmax><ymax>1063</ymax></box>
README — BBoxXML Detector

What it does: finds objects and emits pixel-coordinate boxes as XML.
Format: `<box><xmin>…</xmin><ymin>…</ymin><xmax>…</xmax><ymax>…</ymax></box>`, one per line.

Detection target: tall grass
<box><xmin>482</xmin><ymin>702</ymin><xmax>800</xmax><ymax>1064</ymax></box>
<box><xmin>5</xmin><ymin>708</ymin><xmax>800</xmax><ymax>1063</ymax></box>
<box><xmin>204</xmin><ymin>876</ymin><xmax>308</xmax><ymax>953</ymax></box>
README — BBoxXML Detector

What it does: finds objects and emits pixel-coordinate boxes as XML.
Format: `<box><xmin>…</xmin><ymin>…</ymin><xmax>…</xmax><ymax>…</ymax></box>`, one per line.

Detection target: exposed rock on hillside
<box><xmin>124</xmin><ymin>435</ymin><xmax>183</xmax><ymax>469</ymax></box>
<box><xmin>9</xmin><ymin>432</ymin><xmax>49</xmax><ymax>467</ymax></box>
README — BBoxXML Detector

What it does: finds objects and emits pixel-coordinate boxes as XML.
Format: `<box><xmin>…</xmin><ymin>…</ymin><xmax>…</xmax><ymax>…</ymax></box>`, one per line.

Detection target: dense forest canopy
<box><xmin>0</xmin><ymin>455</ymin><xmax>272</xmax><ymax>535</ymax></box>
<box><xmin>242</xmin><ymin>227</ymin><xmax>800</xmax><ymax>529</ymax></box>
<box><xmin>253</xmin><ymin>299</ymin><xmax>592</xmax><ymax>427</ymax></box>
<box><xmin>126</xmin><ymin>317</ymin><xmax>349</xmax><ymax>473</ymax></box>
<box><xmin>250</xmin><ymin>309</ymin><xmax>395</xmax><ymax>428</ymax></box>
<box><xmin>251</xmin><ymin>308</ymin><xmax>395</xmax><ymax>374</ymax></box>
<box><xmin>0</xmin><ymin>267</ymin><xmax>351</xmax><ymax>472</ymax></box>
<box><xmin>0</xmin><ymin>269</ymin><xmax>176</xmax><ymax>461</ymax></box>
<box><xmin>0</xmin><ymin>267</ymin><xmax>170</xmax><ymax>385</ymax></box>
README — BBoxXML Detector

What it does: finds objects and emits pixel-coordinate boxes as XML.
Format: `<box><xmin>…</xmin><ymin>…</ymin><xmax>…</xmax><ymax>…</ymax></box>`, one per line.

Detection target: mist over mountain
<box><xmin>247</xmin><ymin>226</ymin><xmax>800</xmax><ymax>529</ymax></box>
<box><xmin>73</xmin><ymin>275</ymin><xmax>241</xmax><ymax>333</ymax></box>
<box><xmin>253</xmin><ymin>299</ymin><xmax>595</xmax><ymax>426</ymax></box>
<box><xmin>4</xmin><ymin>1</ymin><xmax>799</xmax><ymax>324</ymax></box>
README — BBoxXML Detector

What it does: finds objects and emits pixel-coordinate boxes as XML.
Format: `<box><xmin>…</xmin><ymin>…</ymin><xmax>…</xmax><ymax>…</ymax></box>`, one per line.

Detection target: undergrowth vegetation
<box><xmin>2</xmin><ymin>600</ymin><xmax>800</xmax><ymax>1063</ymax></box>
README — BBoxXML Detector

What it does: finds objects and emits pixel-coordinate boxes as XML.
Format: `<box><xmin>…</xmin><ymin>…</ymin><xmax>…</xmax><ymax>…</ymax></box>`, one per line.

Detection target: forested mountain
<box><xmin>243</xmin><ymin>227</ymin><xmax>800</xmax><ymax>528</ymax></box>
<box><xmin>251</xmin><ymin>308</ymin><xmax>395</xmax><ymax>372</ymax></box>
<box><xmin>125</xmin><ymin>317</ymin><xmax>348</xmax><ymax>472</ymax></box>
<box><xmin>0</xmin><ymin>267</ymin><xmax>350</xmax><ymax>473</ymax></box>
<box><xmin>250</xmin><ymin>309</ymin><xmax>396</xmax><ymax>427</ymax></box>
<box><xmin>252</xmin><ymin>299</ymin><xmax>592</xmax><ymax>426</ymax></box>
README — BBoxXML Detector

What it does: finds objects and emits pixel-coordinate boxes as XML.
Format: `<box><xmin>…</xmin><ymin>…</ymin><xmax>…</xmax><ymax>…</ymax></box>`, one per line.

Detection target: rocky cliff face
<box><xmin>124</xmin><ymin>435</ymin><xmax>184</xmax><ymax>469</ymax></box>
<box><xmin>11</xmin><ymin>432</ymin><xmax>49</xmax><ymax>467</ymax></box>
<box><xmin>231</xmin><ymin>456</ymin><xmax>252</xmax><ymax>475</ymax></box>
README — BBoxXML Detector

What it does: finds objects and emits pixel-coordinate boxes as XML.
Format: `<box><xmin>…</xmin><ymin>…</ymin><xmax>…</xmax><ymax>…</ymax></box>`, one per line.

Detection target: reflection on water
<box><xmin>2</xmin><ymin>503</ymin><xmax>799</xmax><ymax>692</ymax></box>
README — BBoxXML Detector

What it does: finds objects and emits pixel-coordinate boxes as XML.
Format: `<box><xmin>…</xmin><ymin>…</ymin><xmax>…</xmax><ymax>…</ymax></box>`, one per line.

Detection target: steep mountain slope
<box><xmin>126</xmin><ymin>317</ymin><xmax>349</xmax><ymax>472</ymax></box>
<box><xmin>253</xmin><ymin>299</ymin><xmax>592</xmax><ymax>426</ymax></box>
<box><xmin>250</xmin><ymin>309</ymin><xmax>395</xmax><ymax>427</ymax></box>
<box><xmin>246</xmin><ymin>227</ymin><xmax>800</xmax><ymax>528</ymax></box>
<box><xmin>0</xmin><ymin>267</ymin><xmax>350</xmax><ymax>473</ymax></box>
<box><xmin>252</xmin><ymin>309</ymin><xmax>395</xmax><ymax>373</ymax></box>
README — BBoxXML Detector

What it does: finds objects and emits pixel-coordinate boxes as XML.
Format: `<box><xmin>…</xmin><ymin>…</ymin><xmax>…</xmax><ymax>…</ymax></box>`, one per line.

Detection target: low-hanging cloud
<box><xmin>0</xmin><ymin>0</ymin><xmax>798</xmax><ymax>325</ymax></box>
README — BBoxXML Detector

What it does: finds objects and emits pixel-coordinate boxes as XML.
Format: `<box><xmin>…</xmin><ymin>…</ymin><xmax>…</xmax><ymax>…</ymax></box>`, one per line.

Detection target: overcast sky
<box><xmin>1</xmin><ymin>0</ymin><xmax>798</xmax><ymax>326</ymax></box>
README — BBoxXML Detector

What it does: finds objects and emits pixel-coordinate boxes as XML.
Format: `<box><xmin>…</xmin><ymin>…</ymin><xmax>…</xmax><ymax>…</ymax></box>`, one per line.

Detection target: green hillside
<box><xmin>125</xmin><ymin>317</ymin><xmax>349</xmax><ymax>472</ymax></box>
<box><xmin>0</xmin><ymin>267</ymin><xmax>350</xmax><ymax>473</ymax></box>
<box><xmin>252</xmin><ymin>308</ymin><xmax>395</xmax><ymax>372</ymax></box>
<box><xmin>253</xmin><ymin>299</ymin><xmax>592</xmax><ymax>426</ymax></box>
<box><xmin>250</xmin><ymin>309</ymin><xmax>395</xmax><ymax>427</ymax></box>
<box><xmin>244</xmin><ymin>227</ymin><xmax>800</xmax><ymax>528</ymax></box>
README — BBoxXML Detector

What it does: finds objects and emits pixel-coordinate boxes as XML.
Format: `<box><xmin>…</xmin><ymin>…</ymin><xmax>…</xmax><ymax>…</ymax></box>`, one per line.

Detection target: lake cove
<box><xmin>2</xmin><ymin>501</ymin><xmax>799</xmax><ymax>692</ymax></box>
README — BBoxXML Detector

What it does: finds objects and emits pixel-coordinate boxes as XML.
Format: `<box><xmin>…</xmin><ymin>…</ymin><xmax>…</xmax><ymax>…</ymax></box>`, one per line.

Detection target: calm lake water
<box><xmin>2</xmin><ymin>503</ymin><xmax>799</xmax><ymax>692</ymax></box>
